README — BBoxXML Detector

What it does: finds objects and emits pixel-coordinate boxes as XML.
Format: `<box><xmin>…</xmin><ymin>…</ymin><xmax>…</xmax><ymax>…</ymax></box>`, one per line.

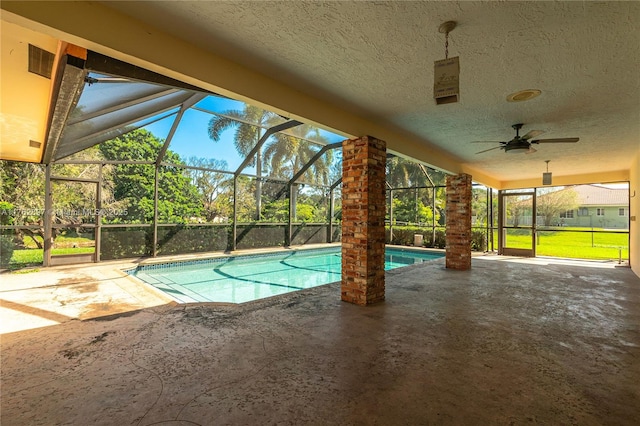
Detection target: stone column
<box><xmin>341</xmin><ymin>136</ymin><xmax>386</xmax><ymax>305</ymax></box>
<box><xmin>446</xmin><ymin>173</ymin><xmax>472</xmax><ymax>270</ymax></box>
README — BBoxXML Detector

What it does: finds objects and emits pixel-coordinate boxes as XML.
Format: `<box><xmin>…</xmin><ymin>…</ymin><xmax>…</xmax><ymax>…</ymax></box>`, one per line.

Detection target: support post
<box><xmin>328</xmin><ymin>188</ymin><xmax>334</xmax><ymax>243</ymax></box>
<box><xmin>287</xmin><ymin>183</ymin><xmax>294</xmax><ymax>246</ymax></box>
<box><xmin>498</xmin><ymin>190</ymin><xmax>504</xmax><ymax>254</ymax></box>
<box><xmin>153</xmin><ymin>165</ymin><xmax>159</xmax><ymax>257</ymax></box>
<box><xmin>487</xmin><ymin>187</ymin><xmax>493</xmax><ymax>252</ymax></box>
<box><xmin>43</xmin><ymin>164</ymin><xmax>52</xmax><ymax>267</ymax></box>
<box><xmin>232</xmin><ymin>176</ymin><xmax>238</xmax><ymax>251</ymax></box>
<box><xmin>414</xmin><ymin>186</ymin><xmax>418</xmax><ymax>223</ymax></box>
<box><xmin>256</xmin><ymin>158</ymin><xmax>262</xmax><ymax>221</ymax></box>
<box><xmin>95</xmin><ymin>164</ymin><xmax>102</xmax><ymax>262</ymax></box>
<box><xmin>432</xmin><ymin>186</ymin><xmax>437</xmax><ymax>246</ymax></box>
<box><xmin>445</xmin><ymin>173</ymin><xmax>472</xmax><ymax>270</ymax></box>
<box><xmin>328</xmin><ymin>178</ymin><xmax>342</xmax><ymax>244</ymax></box>
<box><xmin>389</xmin><ymin>189</ymin><xmax>394</xmax><ymax>244</ymax></box>
<box><xmin>341</xmin><ymin>136</ymin><xmax>386</xmax><ymax>305</ymax></box>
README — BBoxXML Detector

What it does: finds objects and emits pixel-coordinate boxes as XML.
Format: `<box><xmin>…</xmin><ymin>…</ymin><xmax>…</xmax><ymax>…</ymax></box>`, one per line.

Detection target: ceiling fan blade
<box><xmin>521</xmin><ymin>130</ymin><xmax>545</xmax><ymax>140</ymax></box>
<box><xmin>531</xmin><ymin>137</ymin><xmax>579</xmax><ymax>144</ymax></box>
<box><xmin>525</xmin><ymin>147</ymin><xmax>537</xmax><ymax>154</ymax></box>
<box><xmin>470</xmin><ymin>140</ymin><xmax>506</xmax><ymax>144</ymax></box>
<box><xmin>475</xmin><ymin>146</ymin><xmax>503</xmax><ymax>154</ymax></box>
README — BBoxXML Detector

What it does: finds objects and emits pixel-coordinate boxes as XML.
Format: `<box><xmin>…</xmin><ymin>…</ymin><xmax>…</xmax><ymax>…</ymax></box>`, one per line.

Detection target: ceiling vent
<box><xmin>28</xmin><ymin>44</ymin><xmax>55</xmax><ymax>79</ymax></box>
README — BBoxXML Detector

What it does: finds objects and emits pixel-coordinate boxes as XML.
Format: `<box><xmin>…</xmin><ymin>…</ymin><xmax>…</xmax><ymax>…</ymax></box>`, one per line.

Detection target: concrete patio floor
<box><xmin>1</xmin><ymin>255</ymin><xmax>639</xmax><ymax>425</ymax></box>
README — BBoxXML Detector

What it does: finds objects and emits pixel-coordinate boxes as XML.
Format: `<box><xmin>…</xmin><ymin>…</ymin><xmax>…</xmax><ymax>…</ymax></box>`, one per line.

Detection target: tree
<box><xmin>298</xmin><ymin>188</ymin><xmax>331</xmax><ymax>222</ymax></box>
<box><xmin>208</xmin><ymin>106</ymin><xmax>338</xmax><ymax>222</ymax></box>
<box><xmin>261</xmin><ymin>199</ymin><xmax>318</xmax><ymax>223</ymax></box>
<box><xmin>506</xmin><ymin>197</ymin><xmax>529</xmax><ymax>227</ymax></box>
<box><xmin>185</xmin><ymin>157</ymin><xmax>233</xmax><ymax>222</ymax></box>
<box><xmin>263</xmin><ymin>124</ymin><xmax>333</xmax><ymax>186</ymax></box>
<box><xmin>472</xmin><ymin>187</ymin><xmax>489</xmax><ymax>226</ymax></box>
<box><xmin>386</xmin><ymin>156</ymin><xmax>426</xmax><ymax>188</ymax></box>
<box><xmin>0</xmin><ymin>161</ymin><xmax>45</xmax><ymax>227</ymax></box>
<box><xmin>392</xmin><ymin>198</ymin><xmax>437</xmax><ymax>225</ymax></box>
<box><xmin>234</xmin><ymin>176</ymin><xmax>260</xmax><ymax>222</ymax></box>
<box><xmin>328</xmin><ymin>149</ymin><xmax>343</xmax><ymax>186</ymax></box>
<box><xmin>0</xmin><ymin>161</ymin><xmax>46</xmax><ymax>248</ymax></box>
<box><xmin>208</xmin><ymin>105</ymin><xmax>282</xmax><ymax>220</ymax></box>
<box><xmin>99</xmin><ymin>129</ymin><xmax>203</xmax><ymax>223</ymax></box>
<box><xmin>262</xmin><ymin>124</ymin><xmax>334</xmax><ymax>223</ymax></box>
<box><xmin>537</xmin><ymin>187</ymin><xmax>580</xmax><ymax>226</ymax></box>
<box><xmin>0</xmin><ymin>148</ymin><xmax>122</xmax><ymax>247</ymax></box>
<box><xmin>49</xmin><ymin>147</ymin><xmax>122</xmax><ymax>227</ymax></box>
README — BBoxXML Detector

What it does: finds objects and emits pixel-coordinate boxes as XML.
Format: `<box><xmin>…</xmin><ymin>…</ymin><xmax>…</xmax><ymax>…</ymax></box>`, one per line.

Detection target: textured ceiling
<box><xmin>103</xmin><ymin>1</ymin><xmax>639</xmax><ymax>183</ymax></box>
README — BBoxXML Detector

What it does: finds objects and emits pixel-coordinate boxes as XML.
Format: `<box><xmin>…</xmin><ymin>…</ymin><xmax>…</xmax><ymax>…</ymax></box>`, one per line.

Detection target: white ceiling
<box><xmin>98</xmin><ymin>1</ymin><xmax>639</xmax><ymax>183</ymax></box>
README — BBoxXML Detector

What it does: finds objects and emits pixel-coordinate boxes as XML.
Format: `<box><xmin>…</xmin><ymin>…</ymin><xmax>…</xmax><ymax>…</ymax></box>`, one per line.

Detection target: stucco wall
<box><xmin>630</xmin><ymin>153</ymin><xmax>640</xmax><ymax>278</ymax></box>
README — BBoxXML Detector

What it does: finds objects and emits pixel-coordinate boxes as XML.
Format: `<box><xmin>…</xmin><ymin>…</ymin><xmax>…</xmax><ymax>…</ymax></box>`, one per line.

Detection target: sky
<box><xmin>144</xmin><ymin>96</ymin><xmax>253</xmax><ymax>172</ymax></box>
<box><xmin>142</xmin><ymin>95</ymin><xmax>345</xmax><ymax>176</ymax></box>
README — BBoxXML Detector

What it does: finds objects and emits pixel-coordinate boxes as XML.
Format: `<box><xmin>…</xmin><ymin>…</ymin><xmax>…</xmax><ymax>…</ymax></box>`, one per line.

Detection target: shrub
<box><xmin>0</xmin><ymin>235</ymin><xmax>14</xmax><ymax>267</ymax></box>
<box><xmin>386</xmin><ymin>225</ymin><xmax>486</xmax><ymax>251</ymax></box>
<box><xmin>386</xmin><ymin>225</ymin><xmax>446</xmax><ymax>248</ymax></box>
<box><xmin>471</xmin><ymin>229</ymin><xmax>487</xmax><ymax>251</ymax></box>
<box><xmin>0</xmin><ymin>201</ymin><xmax>14</xmax><ymax>226</ymax></box>
<box><xmin>386</xmin><ymin>225</ymin><xmax>422</xmax><ymax>245</ymax></box>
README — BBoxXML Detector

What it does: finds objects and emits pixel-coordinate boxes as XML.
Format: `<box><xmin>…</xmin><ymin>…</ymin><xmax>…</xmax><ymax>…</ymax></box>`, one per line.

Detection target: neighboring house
<box><xmin>545</xmin><ymin>185</ymin><xmax>629</xmax><ymax>229</ymax></box>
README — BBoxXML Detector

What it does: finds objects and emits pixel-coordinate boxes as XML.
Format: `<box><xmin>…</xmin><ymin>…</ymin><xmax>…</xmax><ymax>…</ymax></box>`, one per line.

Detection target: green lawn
<box><xmin>22</xmin><ymin>234</ymin><xmax>95</xmax><ymax>249</ymax></box>
<box><xmin>3</xmin><ymin>232</ymin><xmax>94</xmax><ymax>267</ymax></box>
<box><xmin>6</xmin><ymin>247</ymin><xmax>95</xmax><ymax>269</ymax></box>
<box><xmin>500</xmin><ymin>228</ymin><xmax>629</xmax><ymax>260</ymax></box>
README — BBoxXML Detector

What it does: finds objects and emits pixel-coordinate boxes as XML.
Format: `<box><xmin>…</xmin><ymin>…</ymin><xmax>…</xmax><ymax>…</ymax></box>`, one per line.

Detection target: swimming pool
<box><xmin>129</xmin><ymin>247</ymin><xmax>443</xmax><ymax>304</ymax></box>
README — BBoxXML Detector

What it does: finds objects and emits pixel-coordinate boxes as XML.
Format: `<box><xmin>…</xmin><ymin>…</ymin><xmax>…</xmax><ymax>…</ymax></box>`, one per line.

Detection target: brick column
<box><xmin>445</xmin><ymin>173</ymin><xmax>472</xmax><ymax>270</ymax></box>
<box><xmin>341</xmin><ymin>136</ymin><xmax>386</xmax><ymax>305</ymax></box>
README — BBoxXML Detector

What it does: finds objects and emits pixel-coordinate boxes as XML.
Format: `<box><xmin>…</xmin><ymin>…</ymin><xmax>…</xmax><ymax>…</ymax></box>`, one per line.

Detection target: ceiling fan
<box><xmin>473</xmin><ymin>123</ymin><xmax>579</xmax><ymax>154</ymax></box>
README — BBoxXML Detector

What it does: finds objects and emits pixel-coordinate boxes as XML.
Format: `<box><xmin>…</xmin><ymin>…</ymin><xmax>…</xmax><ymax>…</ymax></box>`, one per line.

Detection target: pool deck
<box><xmin>0</xmin><ymin>244</ymin><xmax>346</xmax><ymax>333</ymax></box>
<box><xmin>1</xmin><ymin>247</ymin><xmax>639</xmax><ymax>425</ymax></box>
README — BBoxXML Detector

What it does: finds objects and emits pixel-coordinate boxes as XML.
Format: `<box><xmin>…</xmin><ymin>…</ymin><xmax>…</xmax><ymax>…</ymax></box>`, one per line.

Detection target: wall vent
<box><xmin>28</xmin><ymin>44</ymin><xmax>55</xmax><ymax>79</ymax></box>
<box><xmin>29</xmin><ymin>140</ymin><xmax>42</xmax><ymax>149</ymax></box>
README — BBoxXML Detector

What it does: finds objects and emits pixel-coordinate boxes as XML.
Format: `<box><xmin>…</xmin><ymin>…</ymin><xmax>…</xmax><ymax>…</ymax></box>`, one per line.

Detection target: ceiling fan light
<box><xmin>504</xmin><ymin>144</ymin><xmax>530</xmax><ymax>153</ymax></box>
<box><xmin>506</xmin><ymin>89</ymin><xmax>541</xmax><ymax>102</ymax></box>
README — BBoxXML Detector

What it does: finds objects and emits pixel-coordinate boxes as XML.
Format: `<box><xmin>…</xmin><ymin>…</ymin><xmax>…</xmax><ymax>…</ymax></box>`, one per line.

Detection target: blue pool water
<box><xmin>129</xmin><ymin>247</ymin><xmax>443</xmax><ymax>304</ymax></box>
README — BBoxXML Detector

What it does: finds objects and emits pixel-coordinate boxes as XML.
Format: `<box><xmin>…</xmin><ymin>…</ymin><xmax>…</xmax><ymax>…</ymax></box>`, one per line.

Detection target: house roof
<box><xmin>570</xmin><ymin>185</ymin><xmax>628</xmax><ymax>207</ymax></box>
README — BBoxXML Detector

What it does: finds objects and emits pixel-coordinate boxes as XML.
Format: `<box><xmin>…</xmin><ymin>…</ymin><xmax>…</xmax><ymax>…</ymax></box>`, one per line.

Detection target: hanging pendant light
<box><xmin>542</xmin><ymin>160</ymin><xmax>552</xmax><ymax>185</ymax></box>
<box><xmin>434</xmin><ymin>21</ymin><xmax>459</xmax><ymax>105</ymax></box>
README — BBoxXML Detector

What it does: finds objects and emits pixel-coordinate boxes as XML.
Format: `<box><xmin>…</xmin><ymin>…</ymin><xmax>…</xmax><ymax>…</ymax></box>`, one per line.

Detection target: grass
<box><xmin>6</xmin><ymin>247</ymin><xmax>95</xmax><ymax>270</ymax></box>
<box><xmin>22</xmin><ymin>234</ymin><xmax>94</xmax><ymax>249</ymax></box>
<box><xmin>11</xmin><ymin>268</ymin><xmax>41</xmax><ymax>274</ymax></box>
<box><xmin>500</xmin><ymin>228</ymin><xmax>629</xmax><ymax>260</ymax></box>
<box><xmin>0</xmin><ymin>231</ymin><xmax>96</xmax><ymax>269</ymax></box>
<box><xmin>2</xmin><ymin>233</ymin><xmax>96</xmax><ymax>269</ymax></box>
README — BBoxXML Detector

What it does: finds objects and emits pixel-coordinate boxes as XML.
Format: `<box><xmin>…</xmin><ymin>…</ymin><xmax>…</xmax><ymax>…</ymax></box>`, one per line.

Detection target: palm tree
<box><xmin>209</xmin><ymin>104</ymin><xmax>338</xmax><ymax>222</ymax></box>
<box><xmin>386</xmin><ymin>156</ymin><xmax>427</xmax><ymax>188</ymax></box>
<box><xmin>262</xmin><ymin>124</ymin><xmax>333</xmax><ymax>221</ymax></box>
<box><xmin>263</xmin><ymin>124</ymin><xmax>333</xmax><ymax>185</ymax></box>
<box><xmin>208</xmin><ymin>105</ymin><xmax>281</xmax><ymax>220</ymax></box>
